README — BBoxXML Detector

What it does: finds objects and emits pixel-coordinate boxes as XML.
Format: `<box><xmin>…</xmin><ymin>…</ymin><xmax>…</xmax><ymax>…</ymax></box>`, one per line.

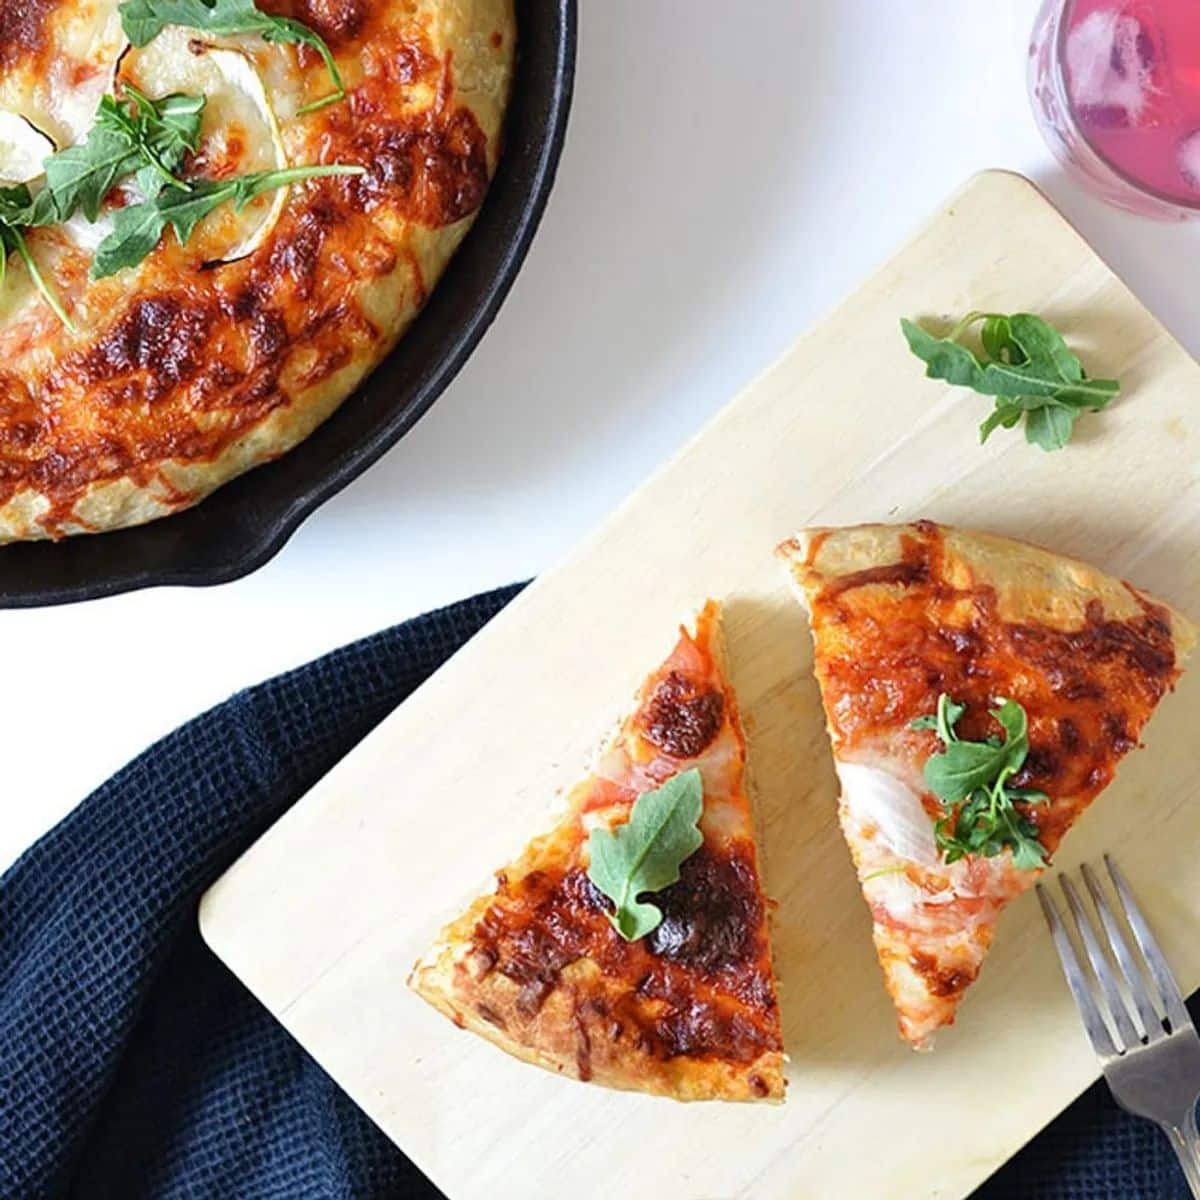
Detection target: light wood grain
<box><xmin>199</xmin><ymin>171</ymin><xmax>1200</xmax><ymax>1200</ymax></box>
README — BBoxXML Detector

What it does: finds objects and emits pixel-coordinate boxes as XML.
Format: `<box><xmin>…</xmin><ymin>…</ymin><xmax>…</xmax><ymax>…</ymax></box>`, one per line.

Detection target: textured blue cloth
<box><xmin>0</xmin><ymin>582</ymin><xmax>1192</xmax><ymax>1199</ymax></box>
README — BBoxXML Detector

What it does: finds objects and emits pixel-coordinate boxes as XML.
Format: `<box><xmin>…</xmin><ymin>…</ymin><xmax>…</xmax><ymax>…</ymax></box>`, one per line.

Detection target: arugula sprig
<box><xmin>586</xmin><ymin>768</ymin><xmax>704</xmax><ymax>942</ymax></box>
<box><xmin>0</xmin><ymin>188</ymin><xmax>75</xmax><ymax>330</ymax></box>
<box><xmin>911</xmin><ymin>694</ymin><xmax>1049</xmax><ymax>870</ymax></box>
<box><xmin>11</xmin><ymin>82</ymin><xmax>359</xmax><ymax>281</ymax></box>
<box><xmin>0</xmin><ymin>63</ymin><xmax>357</xmax><ymax>315</ymax></box>
<box><xmin>119</xmin><ymin>0</ymin><xmax>346</xmax><ymax>114</ymax></box>
<box><xmin>90</xmin><ymin>161</ymin><xmax>364</xmax><ymax>278</ymax></box>
<box><xmin>38</xmin><ymin>86</ymin><xmax>205</xmax><ymax>226</ymax></box>
<box><xmin>901</xmin><ymin>312</ymin><xmax>1120</xmax><ymax>452</ymax></box>
<box><xmin>95</xmin><ymin>85</ymin><xmax>205</xmax><ymax>198</ymax></box>
<box><xmin>0</xmin><ymin>87</ymin><xmax>206</xmax><ymax>328</ymax></box>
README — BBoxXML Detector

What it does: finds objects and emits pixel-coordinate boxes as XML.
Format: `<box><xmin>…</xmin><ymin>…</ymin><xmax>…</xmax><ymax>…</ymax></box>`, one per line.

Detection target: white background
<box><xmin>5</xmin><ymin>0</ymin><xmax>1200</xmax><ymax>871</ymax></box>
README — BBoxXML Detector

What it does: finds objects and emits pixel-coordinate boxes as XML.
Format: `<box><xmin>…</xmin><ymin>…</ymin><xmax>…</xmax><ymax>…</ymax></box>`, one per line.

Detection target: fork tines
<box><xmin>1037</xmin><ymin>855</ymin><xmax>1193</xmax><ymax>1057</ymax></box>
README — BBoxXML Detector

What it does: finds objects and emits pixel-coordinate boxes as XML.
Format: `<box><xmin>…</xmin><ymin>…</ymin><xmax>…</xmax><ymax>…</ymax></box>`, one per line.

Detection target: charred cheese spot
<box><xmin>475</xmin><ymin>1003</ymin><xmax>506</xmax><ymax>1029</ymax></box>
<box><xmin>290</xmin><ymin>0</ymin><xmax>368</xmax><ymax>45</ymax></box>
<box><xmin>341</xmin><ymin>90</ymin><xmax>490</xmax><ymax>227</ymax></box>
<box><xmin>1058</xmin><ymin>716</ymin><xmax>1081</xmax><ymax>752</ymax></box>
<box><xmin>464</xmin><ymin>945</ymin><xmax>496</xmax><ymax>981</ymax></box>
<box><xmin>468</xmin><ymin>844</ymin><xmax>780</xmax><ymax>1065</ymax></box>
<box><xmin>641</xmin><ymin>671</ymin><xmax>725</xmax><ymax>759</ymax></box>
<box><xmin>908</xmin><ymin>950</ymin><xmax>978</xmax><ymax>1000</ymax></box>
<box><xmin>0</xmin><ymin>372</ymin><xmax>44</xmax><ymax>453</ymax></box>
<box><xmin>516</xmin><ymin>977</ymin><xmax>552</xmax><ymax>1016</ymax></box>
<box><xmin>646</xmin><ymin>844</ymin><xmax>761</xmax><ymax>973</ymax></box>
<box><xmin>823</xmin><ymin>558</ymin><xmax>930</xmax><ymax>596</ymax></box>
<box><xmin>0</xmin><ymin>0</ymin><xmax>57</xmax><ymax>68</ymax></box>
<box><xmin>80</xmin><ymin>296</ymin><xmax>215</xmax><ymax>399</ymax></box>
<box><xmin>379</xmin><ymin>37</ymin><xmax>441</xmax><ymax>86</ymax></box>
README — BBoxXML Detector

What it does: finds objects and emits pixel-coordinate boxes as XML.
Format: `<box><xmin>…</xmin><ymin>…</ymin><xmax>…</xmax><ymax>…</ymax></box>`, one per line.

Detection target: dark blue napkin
<box><xmin>0</xmin><ymin>583</ymin><xmax>1191</xmax><ymax>1199</ymax></box>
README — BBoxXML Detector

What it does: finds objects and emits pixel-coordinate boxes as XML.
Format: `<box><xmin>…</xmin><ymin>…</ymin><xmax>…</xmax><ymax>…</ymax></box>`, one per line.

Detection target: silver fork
<box><xmin>1038</xmin><ymin>855</ymin><xmax>1200</xmax><ymax>1196</ymax></box>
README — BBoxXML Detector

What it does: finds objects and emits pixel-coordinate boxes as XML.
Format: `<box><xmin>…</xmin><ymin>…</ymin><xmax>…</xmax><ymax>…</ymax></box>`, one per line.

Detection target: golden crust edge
<box><xmin>776</xmin><ymin>521</ymin><xmax>1198</xmax><ymax>662</ymax></box>
<box><xmin>409</xmin><ymin>945</ymin><xmax>785</xmax><ymax>1103</ymax></box>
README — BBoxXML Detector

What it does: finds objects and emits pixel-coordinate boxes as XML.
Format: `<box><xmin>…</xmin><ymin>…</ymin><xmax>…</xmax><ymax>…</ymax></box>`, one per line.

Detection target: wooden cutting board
<box><xmin>199</xmin><ymin>171</ymin><xmax>1200</xmax><ymax>1200</ymax></box>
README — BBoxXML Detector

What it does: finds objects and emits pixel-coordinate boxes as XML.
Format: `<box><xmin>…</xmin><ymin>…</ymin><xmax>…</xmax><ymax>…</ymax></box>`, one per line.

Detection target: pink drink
<box><xmin>1061</xmin><ymin>0</ymin><xmax>1200</xmax><ymax>207</ymax></box>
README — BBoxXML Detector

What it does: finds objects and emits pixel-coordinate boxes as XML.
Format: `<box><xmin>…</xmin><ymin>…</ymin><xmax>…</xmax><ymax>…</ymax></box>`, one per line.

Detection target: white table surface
<box><xmin>5</xmin><ymin>0</ymin><xmax>1200</xmax><ymax>873</ymax></box>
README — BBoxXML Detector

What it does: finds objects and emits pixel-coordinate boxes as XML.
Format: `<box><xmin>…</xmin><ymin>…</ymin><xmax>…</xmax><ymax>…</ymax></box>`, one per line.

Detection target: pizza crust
<box><xmin>781</xmin><ymin>523</ymin><xmax>1197</xmax><ymax>648</ymax></box>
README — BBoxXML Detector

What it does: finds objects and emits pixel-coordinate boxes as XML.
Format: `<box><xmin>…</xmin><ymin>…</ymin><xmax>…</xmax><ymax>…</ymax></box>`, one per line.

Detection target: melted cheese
<box><xmin>0</xmin><ymin>111</ymin><xmax>55</xmax><ymax>183</ymax></box>
<box><xmin>837</xmin><ymin>761</ymin><xmax>940</xmax><ymax>867</ymax></box>
<box><xmin>0</xmin><ymin>0</ymin><xmax>124</xmax><ymax>144</ymax></box>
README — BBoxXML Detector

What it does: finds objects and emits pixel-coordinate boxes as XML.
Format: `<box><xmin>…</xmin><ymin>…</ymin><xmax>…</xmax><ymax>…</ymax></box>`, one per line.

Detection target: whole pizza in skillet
<box><xmin>0</xmin><ymin>0</ymin><xmax>513</xmax><ymax>540</ymax></box>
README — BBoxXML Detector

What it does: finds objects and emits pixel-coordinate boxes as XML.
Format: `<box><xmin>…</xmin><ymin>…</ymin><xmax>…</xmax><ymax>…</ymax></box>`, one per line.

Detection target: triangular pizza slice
<box><xmin>409</xmin><ymin>601</ymin><xmax>785</xmax><ymax>1100</ymax></box>
<box><xmin>778</xmin><ymin>521</ymin><xmax>1195</xmax><ymax>1049</ymax></box>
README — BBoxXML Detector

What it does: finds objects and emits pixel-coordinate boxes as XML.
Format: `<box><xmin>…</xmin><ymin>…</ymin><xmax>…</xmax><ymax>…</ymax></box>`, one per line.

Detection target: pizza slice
<box><xmin>778</xmin><ymin>521</ymin><xmax>1195</xmax><ymax>1049</ymax></box>
<box><xmin>409</xmin><ymin>601</ymin><xmax>785</xmax><ymax>1101</ymax></box>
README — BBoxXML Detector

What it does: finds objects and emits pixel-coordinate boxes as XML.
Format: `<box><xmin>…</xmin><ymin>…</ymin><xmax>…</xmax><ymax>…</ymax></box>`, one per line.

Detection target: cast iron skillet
<box><xmin>0</xmin><ymin>0</ymin><xmax>576</xmax><ymax>608</ymax></box>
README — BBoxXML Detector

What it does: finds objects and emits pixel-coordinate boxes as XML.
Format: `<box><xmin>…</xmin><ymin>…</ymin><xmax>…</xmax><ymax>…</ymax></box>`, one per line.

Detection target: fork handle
<box><xmin>1163</xmin><ymin>1106</ymin><xmax>1200</xmax><ymax>1198</ymax></box>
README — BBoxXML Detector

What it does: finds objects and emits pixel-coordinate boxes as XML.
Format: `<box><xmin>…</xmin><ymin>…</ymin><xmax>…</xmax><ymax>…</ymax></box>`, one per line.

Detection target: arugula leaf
<box><xmin>1009</xmin><ymin>312</ymin><xmax>1083</xmax><ymax>382</ymax></box>
<box><xmin>980</xmin><ymin>314</ymin><xmax>1017</xmax><ymax>362</ymax></box>
<box><xmin>978</xmin><ymin>400</ymin><xmax>1023</xmax><ymax>442</ymax></box>
<box><xmin>101</xmin><ymin>84</ymin><xmax>205</xmax><ymax>197</ymax></box>
<box><xmin>925</xmin><ymin>739</ymin><xmax>1012</xmax><ymax>804</ymax></box>
<box><xmin>991</xmin><ymin>699</ymin><xmax>1029</xmax><ymax>753</ymax></box>
<box><xmin>140</xmin><ymin>91</ymin><xmax>207</xmax><ymax>159</ymax></box>
<box><xmin>0</xmin><ymin>184</ymin><xmax>35</xmax><ymax>228</ymax></box>
<box><xmin>6</xmin><ymin>228</ymin><xmax>76</xmax><ymax>331</ymax></box>
<box><xmin>910</xmin><ymin>695</ymin><xmax>1049</xmax><ymax>870</ymax></box>
<box><xmin>39</xmin><ymin>126</ymin><xmax>134</xmax><ymax>223</ymax></box>
<box><xmin>1025</xmin><ymin>405</ymin><xmax>1075</xmax><ymax>452</ymax></box>
<box><xmin>119</xmin><ymin>0</ymin><xmax>346</xmax><ymax>114</ymax></box>
<box><xmin>0</xmin><ymin>87</ymin><xmax>206</xmax><ymax>329</ymax></box>
<box><xmin>586</xmin><ymin>768</ymin><xmax>705</xmax><ymax>941</ymax></box>
<box><xmin>90</xmin><ymin>162</ymin><xmax>363</xmax><ymax>278</ymax></box>
<box><xmin>900</xmin><ymin>312</ymin><xmax>1120</xmax><ymax>452</ymax></box>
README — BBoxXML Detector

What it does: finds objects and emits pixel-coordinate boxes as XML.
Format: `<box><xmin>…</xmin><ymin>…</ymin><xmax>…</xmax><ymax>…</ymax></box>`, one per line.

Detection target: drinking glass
<box><xmin>1029</xmin><ymin>0</ymin><xmax>1200</xmax><ymax>218</ymax></box>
